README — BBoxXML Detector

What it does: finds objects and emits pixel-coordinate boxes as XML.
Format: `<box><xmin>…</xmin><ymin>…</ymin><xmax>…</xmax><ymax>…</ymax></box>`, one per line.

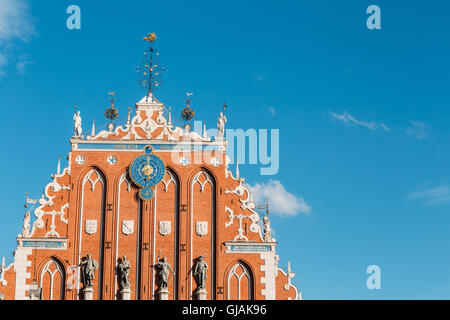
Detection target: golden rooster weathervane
<box><xmin>137</xmin><ymin>33</ymin><xmax>166</xmax><ymax>101</ymax></box>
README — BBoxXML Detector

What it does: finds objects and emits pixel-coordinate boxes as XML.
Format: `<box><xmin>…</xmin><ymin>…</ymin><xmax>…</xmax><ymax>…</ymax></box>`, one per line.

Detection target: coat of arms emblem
<box><xmin>196</xmin><ymin>221</ymin><xmax>208</xmax><ymax>236</ymax></box>
<box><xmin>159</xmin><ymin>221</ymin><xmax>171</xmax><ymax>236</ymax></box>
<box><xmin>122</xmin><ymin>220</ymin><xmax>134</xmax><ymax>235</ymax></box>
<box><xmin>85</xmin><ymin>220</ymin><xmax>97</xmax><ymax>235</ymax></box>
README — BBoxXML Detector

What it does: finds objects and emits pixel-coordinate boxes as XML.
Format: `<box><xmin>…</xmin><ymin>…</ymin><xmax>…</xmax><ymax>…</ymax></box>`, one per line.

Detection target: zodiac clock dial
<box><xmin>129</xmin><ymin>145</ymin><xmax>165</xmax><ymax>200</ymax></box>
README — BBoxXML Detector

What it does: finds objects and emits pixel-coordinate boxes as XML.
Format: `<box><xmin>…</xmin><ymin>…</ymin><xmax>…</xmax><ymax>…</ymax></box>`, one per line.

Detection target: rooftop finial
<box><xmin>181</xmin><ymin>92</ymin><xmax>195</xmax><ymax>122</ymax></box>
<box><xmin>168</xmin><ymin>106</ymin><xmax>172</xmax><ymax>125</ymax></box>
<box><xmin>57</xmin><ymin>156</ymin><xmax>61</xmax><ymax>175</ymax></box>
<box><xmin>137</xmin><ymin>33</ymin><xmax>166</xmax><ymax>101</ymax></box>
<box><xmin>91</xmin><ymin>119</ymin><xmax>96</xmax><ymax>137</ymax></box>
<box><xmin>105</xmin><ymin>91</ymin><xmax>119</xmax><ymax>131</ymax></box>
<box><xmin>203</xmin><ymin>121</ymin><xmax>207</xmax><ymax>139</ymax></box>
<box><xmin>127</xmin><ymin>106</ymin><xmax>131</xmax><ymax>125</ymax></box>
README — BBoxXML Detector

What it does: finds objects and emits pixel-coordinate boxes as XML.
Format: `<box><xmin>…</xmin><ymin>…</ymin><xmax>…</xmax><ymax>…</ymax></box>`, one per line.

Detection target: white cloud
<box><xmin>329</xmin><ymin>110</ymin><xmax>390</xmax><ymax>132</ymax></box>
<box><xmin>252</xmin><ymin>73</ymin><xmax>264</xmax><ymax>81</ymax></box>
<box><xmin>247</xmin><ymin>180</ymin><xmax>311</xmax><ymax>217</ymax></box>
<box><xmin>268</xmin><ymin>107</ymin><xmax>275</xmax><ymax>116</ymax></box>
<box><xmin>0</xmin><ymin>0</ymin><xmax>35</xmax><ymax>77</ymax></box>
<box><xmin>16</xmin><ymin>54</ymin><xmax>32</xmax><ymax>74</ymax></box>
<box><xmin>408</xmin><ymin>185</ymin><xmax>450</xmax><ymax>205</ymax></box>
<box><xmin>406</xmin><ymin>121</ymin><xmax>430</xmax><ymax>140</ymax></box>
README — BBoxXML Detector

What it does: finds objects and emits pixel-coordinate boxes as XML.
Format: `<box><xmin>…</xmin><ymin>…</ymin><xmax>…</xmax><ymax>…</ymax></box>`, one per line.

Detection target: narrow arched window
<box><xmin>227</xmin><ymin>262</ymin><xmax>253</xmax><ymax>300</ymax></box>
<box><xmin>40</xmin><ymin>259</ymin><xmax>65</xmax><ymax>300</ymax></box>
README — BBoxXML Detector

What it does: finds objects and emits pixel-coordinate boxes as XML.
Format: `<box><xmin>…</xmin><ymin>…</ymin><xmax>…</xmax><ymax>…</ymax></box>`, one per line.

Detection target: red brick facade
<box><xmin>0</xmin><ymin>94</ymin><xmax>300</xmax><ymax>300</ymax></box>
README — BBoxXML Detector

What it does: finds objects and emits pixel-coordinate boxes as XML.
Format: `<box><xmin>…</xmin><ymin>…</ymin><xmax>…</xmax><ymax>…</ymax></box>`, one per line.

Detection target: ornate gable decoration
<box><xmin>86</xmin><ymin>95</ymin><xmax>210</xmax><ymax>142</ymax></box>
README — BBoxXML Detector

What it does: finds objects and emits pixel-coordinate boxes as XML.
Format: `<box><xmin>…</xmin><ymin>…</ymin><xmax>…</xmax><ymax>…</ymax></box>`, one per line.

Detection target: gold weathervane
<box><xmin>143</xmin><ymin>33</ymin><xmax>157</xmax><ymax>42</ymax></box>
<box><xmin>137</xmin><ymin>32</ymin><xmax>165</xmax><ymax>98</ymax></box>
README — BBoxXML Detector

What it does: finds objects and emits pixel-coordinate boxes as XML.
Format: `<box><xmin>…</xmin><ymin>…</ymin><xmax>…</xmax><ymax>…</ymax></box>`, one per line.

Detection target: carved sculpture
<box><xmin>118</xmin><ymin>255</ymin><xmax>131</xmax><ymax>290</ymax></box>
<box><xmin>73</xmin><ymin>111</ymin><xmax>83</xmax><ymax>138</ymax></box>
<box><xmin>21</xmin><ymin>211</ymin><xmax>31</xmax><ymax>237</ymax></box>
<box><xmin>217</xmin><ymin>112</ymin><xmax>227</xmax><ymax>140</ymax></box>
<box><xmin>155</xmin><ymin>256</ymin><xmax>173</xmax><ymax>289</ymax></box>
<box><xmin>193</xmin><ymin>255</ymin><xmax>208</xmax><ymax>290</ymax></box>
<box><xmin>263</xmin><ymin>215</ymin><xmax>272</xmax><ymax>241</ymax></box>
<box><xmin>81</xmin><ymin>254</ymin><xmax>98</xmax><ymax>288</ymax></box>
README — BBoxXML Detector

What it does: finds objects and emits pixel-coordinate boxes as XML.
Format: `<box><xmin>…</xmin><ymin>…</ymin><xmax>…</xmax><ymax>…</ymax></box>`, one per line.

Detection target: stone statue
<box><xmin>73</xmin><ymin>110</ymin><xmax>83</xmax><ymax>138</ymax></box>
<box><xmin>263</xmin><ymin>216</ymin><xmax>271</xmax><ymax>241</ymax></box>
<box><xmin>21</xmin><ymin>211</ymin><xmax>31</xmax><ymax>237</ymax></box>
<box><xmin>193</xmin><ymin>255</ymin><xmax>208</xmax><ymax>289</ymax></box>
<box><xmin>81</xmin><ymin>254</ymin><xmax>98</xmax><ymax>288</ymax></box>
<box><xmin>155</xmin><ymin>257</ymin><xmax>173</xmax><ymax>289</ymax></box>
<box><xmin>217</xmin><ymin>112</ymin><xmax>227</xmax><ymax>140</ymax></box>
<box><xmin>118</xmin><ymin>255</ymin><xmax>131</xmax><ymax>290</ymax></box>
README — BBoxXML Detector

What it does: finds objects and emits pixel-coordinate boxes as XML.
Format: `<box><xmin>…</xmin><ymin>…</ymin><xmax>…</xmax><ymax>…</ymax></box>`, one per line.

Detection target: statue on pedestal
<box><xmin>81</xmin><ymin>254</ymin><xmax>98</xmax><ymax>288</ymax></box>
<box><xmin>155</xmin><ymin>256</ymin><xmax>173</xmax><ymax>289</ymax></box>
<box><xmin>118</xmin><ymin>255</ymin><xmax>131</xmax><ymax>290</ymax></box>
<box><xmin>21</xmin><ymin>211</ymin><xmax>31</xmax><ymax>237</ymax></box>
<box><xmin>193</xmin><ymin>255</ymin><xmax>208</xmax><ymax>290</ymax></box>
<box><xmin>216</xmin><ymin>112</ymin><xmax>227</xmax><ymax>140</ymax></box>
<box><xmin>263</xmin><ymin>216</ymin><xmax>272</xmax><ymax>241</ymax></box>
<box><xmin>73</xmin><ymin>110</ymin><xmax>83</xmax><ymax>138</ymax></box>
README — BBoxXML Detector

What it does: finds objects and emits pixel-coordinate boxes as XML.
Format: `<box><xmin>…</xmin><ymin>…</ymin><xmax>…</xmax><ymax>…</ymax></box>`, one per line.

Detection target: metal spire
<box><xmin>137</xmin><ymin>33</ymin><xmax>166</xmax><ymax>102</ymax></box>
<box><xmin>257</xmin><ymin>198</ymin><xmax>270</xmax><ymax>215</ymax></box>
<box><xmin>104</xmin><ymin>91</ymin><xmax>119</xmax><ymax>131</ymax></box>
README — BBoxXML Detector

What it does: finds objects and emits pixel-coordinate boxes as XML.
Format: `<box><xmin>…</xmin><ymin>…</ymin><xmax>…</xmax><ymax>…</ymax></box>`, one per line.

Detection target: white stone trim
<box><xmin>259</xmin><ymin>251</ymin><xmax>277</xmax><ymax>300</ymax></box>
<box><xmin>277</xmin><ymin>264</ymin><xmax>301</xmax><ymax>300</ymax></box>
<box><xmin>13</xmin><ymin>247</ymin><xmax>33</xmax><ymax>300</ymax></box>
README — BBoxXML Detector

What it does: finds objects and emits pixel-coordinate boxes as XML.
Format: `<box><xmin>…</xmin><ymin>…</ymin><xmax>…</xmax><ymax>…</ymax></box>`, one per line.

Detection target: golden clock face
<box><xmin>142</xmin><ymin>164</ymin><xmax>154</xmax><ymax>177</ymax></box>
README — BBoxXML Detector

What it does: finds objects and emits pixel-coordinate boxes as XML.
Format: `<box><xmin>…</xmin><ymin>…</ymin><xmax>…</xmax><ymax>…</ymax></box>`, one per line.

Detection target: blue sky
<box><xmin>1</xmin><ymin>0</ymin><xmax>450</xmax><ymax>299</ymax></box>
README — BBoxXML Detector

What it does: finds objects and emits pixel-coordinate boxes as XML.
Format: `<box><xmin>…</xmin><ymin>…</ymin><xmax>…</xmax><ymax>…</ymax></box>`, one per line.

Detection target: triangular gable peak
<box><xmin>87</xmin><ymin>94</ymin><xmax>210</xmax><ymax>142</ymax></box>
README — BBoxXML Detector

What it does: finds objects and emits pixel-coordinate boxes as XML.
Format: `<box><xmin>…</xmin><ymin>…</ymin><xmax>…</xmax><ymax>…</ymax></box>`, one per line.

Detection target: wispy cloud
<box><xmin>247</xmin><ymin>180</ymin><xmax>311</xmax><ymax>217</ymax></box>
<box><xmin>16</xmin><ymin>54</ymin><xmax>32</xmax><ymax>74</ymax></box>
<box><xmin>406</xmin><ymin>121</ymin><xmax>430</xmax><ymax>140</ymax></box>
<box><xmin>328</xmin><ymin>110</ymin><xmax>390</xmax><ymax>132</ymax></box>
<box><xmin>252</xmin><ymin>72</ymin><xmax>264</xmax><ymax>81</ymax></box>
<box><xmin>408</xmin><ymin>185</ymin><xmax>450</xmax><ymax>205</ymax></box>
<box><xmin>0</xmin><ymin>0</ymin><xmax>35</xmax><ymax>77</ymax></box>
<box><xmin>268</xmin><ymin>107</ymin><xmax>275</xmax><ymax>116</ymax></box>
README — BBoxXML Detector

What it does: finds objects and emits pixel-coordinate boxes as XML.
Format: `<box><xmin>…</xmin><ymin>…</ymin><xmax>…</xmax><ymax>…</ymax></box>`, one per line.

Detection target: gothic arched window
<box><xmin>227</xmin><ymin>262</ymin><xmax>253</xmax><ymax>300</ymax></box>
<box><xmin>40</xmin><ymin>259</ymin><xmax>65</xmax><ymax>300</ymax></box>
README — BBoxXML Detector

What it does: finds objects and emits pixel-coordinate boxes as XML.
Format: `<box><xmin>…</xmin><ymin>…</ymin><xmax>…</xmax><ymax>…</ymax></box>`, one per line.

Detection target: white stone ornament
<box><xmin>75</xmin><ymin>155</ymin><xmax>86</xmax><ymax>165</ymax></box>
<box><xmin>196</xmin><ymin>221</ymin><xmax>208</xmax><ymax>236</ymax></box>
<box><xmin>210</xmin><ymin>157</ymin><xmax>220</xmax><ymax>167</ymax></box>
<box><xmin>159</xmin><ymin>221</ymin><xmax>171</xmax><ymax>236</ymax></box>
<box><xmin>180</xmin><ymin>157</ymin><xmax>190</xmax><ymax>166</ymax></box>
<box><xmin>85</xmin><ymin>220</ymin><xmax>97</xmax><ymax>235</ymax></box>
<box><xmin>216</xmin><ymin>112</ymin><xmax>227</xmax><ymax>141</ymax></box>
<box><xmin>122</xmin><ymin>220</ymin><xmax>134</xmax><ymax>235</ymax></box>
<box><xmin>73</xmin><ymin>111</ymin><xmax>83</xmax><ymax>138</ymax></box>
<box><xmin>107</xmin><ymin>155</ymin><xmax>118</xmax><ymax>165</ymax></box>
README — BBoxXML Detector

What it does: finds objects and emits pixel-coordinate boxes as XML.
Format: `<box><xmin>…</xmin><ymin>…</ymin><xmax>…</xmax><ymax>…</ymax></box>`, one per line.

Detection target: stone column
<box><xmin>83</xmin><ymin>287</ymin><xmax>94</xmax><ymax>300</ymax></box>
<box><xmin>158</xmin><ymin>287</ymin><xmax>169</xmax><ymax>300</ymax></box>
<box><xmin>120</xmin><ymin>288</ymin><xmax>131</xmax><ymax>300</ymax></box>
<box><xmin>196</xmin><ymin>288</ymin><xmax>207</xmax><ymax>300</ymax></box>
